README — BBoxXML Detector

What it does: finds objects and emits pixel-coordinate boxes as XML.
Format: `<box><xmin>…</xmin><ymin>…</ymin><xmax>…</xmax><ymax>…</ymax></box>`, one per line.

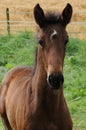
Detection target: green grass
<box><xmin>0</xmin><ymin>31</ymin><xmax>36</xmax><ymax>82</ymax></box>
<box><xmin>64</xmin><ymin>38</ymin><xmax>86</xmax><ymax>130</ymax></box>
<box><xmin>0</xmin><ymin>31</ymin><xmax>86</xmax><ymax>130</ymax></box>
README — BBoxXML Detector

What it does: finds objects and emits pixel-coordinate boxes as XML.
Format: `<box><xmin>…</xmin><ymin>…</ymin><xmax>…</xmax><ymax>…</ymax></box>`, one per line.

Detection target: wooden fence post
<box><xmin>6</xmin><ymin>8</ymin><xmax>10</xmax><ymax>35</ymax></box>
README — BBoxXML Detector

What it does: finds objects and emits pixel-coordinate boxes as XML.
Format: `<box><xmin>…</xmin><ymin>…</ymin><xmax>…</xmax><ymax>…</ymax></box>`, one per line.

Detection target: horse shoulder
<box><xmin>0</xmin><ymin>66</ymin><xmax>34</xmax><ymax>115</ymax></box>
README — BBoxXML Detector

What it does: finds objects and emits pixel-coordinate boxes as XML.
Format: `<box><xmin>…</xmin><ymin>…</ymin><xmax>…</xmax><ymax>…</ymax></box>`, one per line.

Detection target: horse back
<box><xmin>0</xmin><ymin>66</ymin><xmax>34</xmax><ymax>129</ymax></box>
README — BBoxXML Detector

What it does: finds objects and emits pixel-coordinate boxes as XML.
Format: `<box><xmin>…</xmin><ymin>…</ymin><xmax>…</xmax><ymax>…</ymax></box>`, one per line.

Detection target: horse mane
<box><xmin>44</xmin><ymin>11</ymin><xmax>62</xmax><ymax>25</ymax></box>
<box><xmin>34</xmin><ymin>47</ymin><xmax>38</xmax><ymax>71</ymax></box>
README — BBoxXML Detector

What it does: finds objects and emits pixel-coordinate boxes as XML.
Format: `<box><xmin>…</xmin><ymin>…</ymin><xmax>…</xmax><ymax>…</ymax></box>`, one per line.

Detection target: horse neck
<box><xmin>34</xmin><ymin>45</ymin><xmax>47</xmax><ymax>79</ymax></box>
<box><xmin>32</xmin><ymin>45</ymin><xmax>47</xmax><ymax>92</ymax></box>
<box><xmin>32</xmin><ymin>45</ymin><xmax>64</xmax><ymax>113</ymax></box>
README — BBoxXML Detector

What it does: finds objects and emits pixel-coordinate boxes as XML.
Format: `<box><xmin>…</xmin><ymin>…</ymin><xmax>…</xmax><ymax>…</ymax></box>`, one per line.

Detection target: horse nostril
<box><xmin>48</xmin><ymin>74</ymin><xmax>54</xmax><ymax>86</ymax></box>
<box><xmin>48</xmin><ymin>73</ymin><xmax>64</xmax><ymax>89</ymax></box>
<box><xmin>59</xmin><ymin>74</ymin><xmax>64</xmax><ymax>85</ymax></box>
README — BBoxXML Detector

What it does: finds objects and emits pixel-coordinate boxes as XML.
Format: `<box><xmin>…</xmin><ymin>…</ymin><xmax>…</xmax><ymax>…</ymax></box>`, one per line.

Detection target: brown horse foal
<box><xmin>0</xmin><ymin>3</ymin><xmax>73</xmax><ymax>130</ymax></box>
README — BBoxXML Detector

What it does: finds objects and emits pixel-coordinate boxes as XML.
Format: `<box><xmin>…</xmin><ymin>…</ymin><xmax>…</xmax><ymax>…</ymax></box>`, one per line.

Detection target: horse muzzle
<box><xmin>47</xmin><ymin>73</ymin><xmax>64</xmax><ymax>89</ymax></box>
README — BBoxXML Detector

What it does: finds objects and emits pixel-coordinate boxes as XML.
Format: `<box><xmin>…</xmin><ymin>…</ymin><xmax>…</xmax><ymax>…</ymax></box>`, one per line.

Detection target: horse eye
<box><xmin>51</xmin><ymin>34</ymin><xmax>57</xmax><ymax>40</ymax></box>
<box><xmin>38</xmin><ymin>39</ymin><xmax>45</xmax><ymax>47</ymax></box>
<box><xmin>65</xmin><ymin>39</ymin><xmax>69</xmax><ymax>45</ymax></box>
<box><xmin>64</xmin><ymin>39</ymin><xmax>69</xmax><ymax>50</ymax></box>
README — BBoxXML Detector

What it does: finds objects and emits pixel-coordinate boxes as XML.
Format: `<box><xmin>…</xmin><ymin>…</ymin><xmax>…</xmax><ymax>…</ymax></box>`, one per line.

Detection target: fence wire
<box><xmin>0</xmin><ymin>9</ymin><xmax>86</xmax><ymax>39</ymax></box>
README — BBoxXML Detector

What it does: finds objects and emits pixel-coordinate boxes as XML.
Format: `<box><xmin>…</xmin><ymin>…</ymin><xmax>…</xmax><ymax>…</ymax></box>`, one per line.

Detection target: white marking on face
<box><xmin>50</xmin><ymin>29</ymin><xmax>57</xmax><ymax>40</ymax></box>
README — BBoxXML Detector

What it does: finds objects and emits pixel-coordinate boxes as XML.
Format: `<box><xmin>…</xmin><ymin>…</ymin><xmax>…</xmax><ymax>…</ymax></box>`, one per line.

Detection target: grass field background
<box><xmin>0</xmin><ymin>31</ymin><xmax>86</xmax><ymax>130</ymax></box>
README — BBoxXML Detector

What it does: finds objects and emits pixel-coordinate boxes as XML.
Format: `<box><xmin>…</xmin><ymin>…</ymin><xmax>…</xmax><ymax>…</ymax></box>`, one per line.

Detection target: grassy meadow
<box><xmin>0</xmin><ymin>31</ymin><xmax>86</xmax><ymax>130</ymax></box>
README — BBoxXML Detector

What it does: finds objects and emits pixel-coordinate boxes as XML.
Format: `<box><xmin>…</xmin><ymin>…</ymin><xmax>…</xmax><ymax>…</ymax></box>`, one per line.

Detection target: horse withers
<box><xmin>0</xmin><ymin>3</ymin><xmax>73</xmax><ymax>130</ymax></box>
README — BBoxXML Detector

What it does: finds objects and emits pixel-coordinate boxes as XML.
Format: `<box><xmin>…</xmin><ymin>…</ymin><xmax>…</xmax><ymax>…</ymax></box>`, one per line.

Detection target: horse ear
<box><xmin>61</xmin><ymin>3</ymin><xmax>73</xmax><ymax>26</ymax></box>
<box><xmin>34</xmin><ymin>4</ymin><xmax>46</xmax><ymax>28</ymax></box>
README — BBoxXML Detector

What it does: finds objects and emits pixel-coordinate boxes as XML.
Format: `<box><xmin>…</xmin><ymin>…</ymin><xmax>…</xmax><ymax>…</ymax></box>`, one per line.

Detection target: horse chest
<box><xmin>26</xmin><ymin>121</ymin><xmax>71</xmax><ymax>130</ymax></box>
<box><xmin>26</xmin><ymin>121</ymin><xmax>58</xmax><ymax>130</ymax></box>
<box><xmin>25</xmin><ymin>107</ymin><xmax>72</xmax><ymax>130</ymax></box>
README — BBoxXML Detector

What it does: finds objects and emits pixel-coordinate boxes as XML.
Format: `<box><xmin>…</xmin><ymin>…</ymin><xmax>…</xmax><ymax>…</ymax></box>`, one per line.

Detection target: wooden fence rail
<box><xmin>0</xmin><ymin>8</ymin><xmax>86</xmax><ymax>39</ymax></box>
<box><xmin>6</xmin><ymin>8</ymin><xmax>10</xmax><ymax>35</ymax></box>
